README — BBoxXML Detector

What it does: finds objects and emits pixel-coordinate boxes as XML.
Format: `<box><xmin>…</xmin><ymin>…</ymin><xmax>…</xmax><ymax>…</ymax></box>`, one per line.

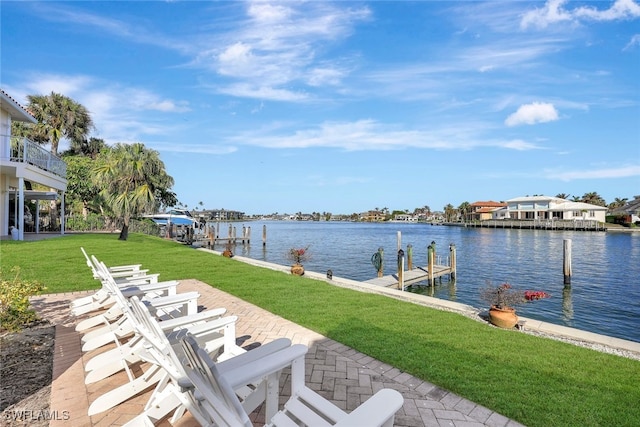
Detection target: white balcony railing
<box><xmin>8</xmin><ymin>136</ymin><xmax>67</xmax><ymax>178</ymax></box>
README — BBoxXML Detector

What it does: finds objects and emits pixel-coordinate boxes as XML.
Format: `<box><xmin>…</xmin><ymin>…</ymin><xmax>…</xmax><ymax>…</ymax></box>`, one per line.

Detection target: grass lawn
<box><xmin>2</xmin><ymin>233</ymin><xmax>639</xmax><ymax>427</ymax></box>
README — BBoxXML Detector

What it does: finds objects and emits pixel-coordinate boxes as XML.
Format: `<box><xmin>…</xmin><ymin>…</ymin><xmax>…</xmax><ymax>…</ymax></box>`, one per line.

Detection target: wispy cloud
<box><xmin>194</xmin><ymin>1</ymin><xmax>371</xmax><ymax>101</ymax></box>
<box><xmin>547</xmin><ymin>165</ymin><xmax>640</xmax><ymax>181</ymax></box>
<box><xmin>623</xmin><ymin>34</ymin><xmax>640</xmax><ymax>50</ymax></box>
<box><xmin>228</xmin><ymin>119</ymin><xmax>544</xmax><ymax>152</ymax></box>
<box><xmin>30</xmin><ymin>3</ymin><xmax>192</xmax><ymax>53</ymax></box>
<box><xmin>505</xmin><ymin>102</ymin><xmax>559</xmax><ymax>126</ymax></box>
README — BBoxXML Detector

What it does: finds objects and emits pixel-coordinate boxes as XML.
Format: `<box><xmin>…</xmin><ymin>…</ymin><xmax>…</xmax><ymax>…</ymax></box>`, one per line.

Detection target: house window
<box><xmin>525</xmin><ymin>211</ymin><xmax>535</xmax><ymax>219</ymax></box>
<box><xmin>589</xmin><ymin>210</ymin><xmax>595</xmax><ymax>217</ymax></box>
<box><xmin>573</xmin><ymin>211</ymin><xmax>582</xmax><ymax>217</ymax></box>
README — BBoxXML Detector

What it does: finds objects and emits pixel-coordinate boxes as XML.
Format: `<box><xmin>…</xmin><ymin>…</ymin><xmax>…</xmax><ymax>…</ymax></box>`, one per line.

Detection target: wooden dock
<box><xmin>365</xmin><ymin>264</ymin><xmax>453</xmax><ymax>288</ymax></box>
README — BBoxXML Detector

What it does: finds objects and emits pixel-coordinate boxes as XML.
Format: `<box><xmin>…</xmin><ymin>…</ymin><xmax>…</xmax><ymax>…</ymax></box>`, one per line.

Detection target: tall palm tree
<box><xmin>608</xmin><ymin>197</ymin><xmax>628</xmax><ymax>210</ymax></box>
<box><xmin>444</xmin><ymin>204</ymin><xmax>456</xmax><ymax>222</ymax></box>
<box><xmin>93</xmin><ymin>143</ymin><xmax>174</xmax><ymax>240</ymax></box>
<box><xmin>23</xmin><ymin>92</ymin><xmax>93</xmax><ymax>155</ymax></box>
<box><xmin>458</xmin><ymin>201</ymin><xmax>471</xmax><ymax>222</ymax></box>
<box><xmin>581</xmin><ymin>192</ymin><xmax>606</xmax><ymax>207</ymax></box>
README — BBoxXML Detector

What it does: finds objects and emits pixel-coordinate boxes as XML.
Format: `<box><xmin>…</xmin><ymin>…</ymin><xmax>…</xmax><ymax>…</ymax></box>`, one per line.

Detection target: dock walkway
<box><xmin>365</xmin><ymin>264</ymin><xmax>453</xmax><ymax>288</ymax></box>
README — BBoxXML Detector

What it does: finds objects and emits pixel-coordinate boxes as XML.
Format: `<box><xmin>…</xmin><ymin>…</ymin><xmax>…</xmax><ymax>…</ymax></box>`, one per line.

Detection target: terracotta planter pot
<box><xmin>488</xmin><ymin>306</ymin><xmax>518</xmax><ymax>329</ymax></box>
<box><xmin>291</xmin><ymin>264</ymin><xmax>305</xmax><ymax>276</ymax></box>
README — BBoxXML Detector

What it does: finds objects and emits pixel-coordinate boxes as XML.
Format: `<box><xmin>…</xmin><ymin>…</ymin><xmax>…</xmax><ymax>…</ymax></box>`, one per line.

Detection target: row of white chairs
<box><xmin>72</xmin><ymin>248</ymin><xmax>404</xmax><ymax>426</ymax></box>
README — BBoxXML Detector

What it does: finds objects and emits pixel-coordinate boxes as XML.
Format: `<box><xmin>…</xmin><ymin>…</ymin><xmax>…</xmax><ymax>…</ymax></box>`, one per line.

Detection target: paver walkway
<box><xmin>31</xmin><ymin>280</ymin><xmax>524</xmax><ymax>427</ymax></box>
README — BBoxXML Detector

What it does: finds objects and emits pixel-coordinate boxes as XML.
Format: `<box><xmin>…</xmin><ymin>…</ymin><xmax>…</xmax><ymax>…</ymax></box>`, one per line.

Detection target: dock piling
<box><xmin>262</xmin><ymin>225</ymin><xmax>267</xmax><ymax>247</ymax></box>
<box><xmin>449</xmin><ymin>243</ymin><xmax>456</xmax><ymax>280</ymax></box>
<box><xmin>397</xmin><ymin>249</ymin><xmax>404</xmax><ymax>290</ymax></box>
<box><xmin>563</xmin><ymin>239</ymin><xmax>572</xmax><ymax>285</ymax></box>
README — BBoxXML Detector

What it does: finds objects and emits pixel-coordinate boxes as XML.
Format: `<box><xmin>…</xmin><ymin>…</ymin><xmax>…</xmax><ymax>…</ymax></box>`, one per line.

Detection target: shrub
<box><xmin>0</xmin><ymin>267</ymin><xmax>46</xmax><ymax>332</ymax></box>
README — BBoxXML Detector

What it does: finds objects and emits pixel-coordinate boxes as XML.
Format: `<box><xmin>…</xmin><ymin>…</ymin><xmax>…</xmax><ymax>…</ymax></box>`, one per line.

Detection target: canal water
<box><xmin>208</xmin><ymin>220</ymin><xmax>640</xmax><ymax>343</ymax></box>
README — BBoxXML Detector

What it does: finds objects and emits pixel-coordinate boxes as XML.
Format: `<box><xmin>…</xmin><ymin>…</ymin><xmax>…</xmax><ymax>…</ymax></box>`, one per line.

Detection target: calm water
<box><xmin>208</xmin><ymin>221</ymin><xmax>640</xmax><ymax>343</ymax></box>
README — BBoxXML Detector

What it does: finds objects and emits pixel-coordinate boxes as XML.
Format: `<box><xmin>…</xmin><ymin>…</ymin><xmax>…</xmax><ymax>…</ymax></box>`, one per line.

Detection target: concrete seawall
<box><xmin>197</xmin><ymin>247</ymin><xmax>640</xmax><ymax>357</ymax></box>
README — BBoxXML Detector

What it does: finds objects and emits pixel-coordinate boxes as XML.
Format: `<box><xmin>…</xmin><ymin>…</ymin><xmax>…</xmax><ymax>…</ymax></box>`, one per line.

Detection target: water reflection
<box><xmin>562</xmin><ymin>286</ymin><xmax>574</xmax><ymax>322</ymax></box>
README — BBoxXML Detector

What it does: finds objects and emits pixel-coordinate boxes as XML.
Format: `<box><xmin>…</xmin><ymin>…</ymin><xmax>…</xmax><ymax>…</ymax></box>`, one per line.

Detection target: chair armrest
<box><xmin>108</xmin><ymin>264</ymin><xmax>143</xmax><ymax>272</ymax></box>
<box><xmin>216</xmin><ymin>338</ymin><xmax>292</xmax><ymax>372</ymax></box>
<box><xmin>107</xmin><ymin>269</ymin><xmax>150</xmax><ymax>278</ymax></box>
<box><xmin>115</xmin><ymin>273</ymin><xmax>160</xmax><ymax>285</ymax></box>
<box><xmin>146</xmin><ymin>291</ymin><xmax>200</xmax><ymax>310</ymax></box>
<box><xmin>119</xmin><ymin>281</ymin><xmax>179</xmax><ymax>297</ymax></box>
<box><xmin>161</xmin><ymin>311</ymin><xmax>231</xmax><ymax>333</ymax></box>
<box><xmin>334</xmin><ymin>389</ymin><xmax>404</xmax><ymax>427</ymax></box>
<box><xmin>221</xmin><ymin>344</ymin><xmax>308</xmax><ymax>390</ymax></box>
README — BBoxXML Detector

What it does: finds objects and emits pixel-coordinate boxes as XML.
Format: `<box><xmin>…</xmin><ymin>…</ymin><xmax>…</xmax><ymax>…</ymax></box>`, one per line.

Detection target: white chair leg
<box><xmin>87</xmin><ymin>366</ymin><xmax>166</xmax><ymax>416</ymax></box>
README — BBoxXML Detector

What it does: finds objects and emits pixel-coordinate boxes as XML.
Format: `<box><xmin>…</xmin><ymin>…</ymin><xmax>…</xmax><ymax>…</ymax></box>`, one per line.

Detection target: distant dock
<box><xmin>455</xmin><ymin>219</ymin><xmax>605</xmax><ymax>232</ymax></box>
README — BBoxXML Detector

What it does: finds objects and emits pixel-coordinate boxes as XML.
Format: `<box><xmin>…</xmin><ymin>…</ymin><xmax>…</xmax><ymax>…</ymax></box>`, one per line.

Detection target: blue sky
<box><xmin>3</xmin><ymin>0</ymin><xmax>639</xmax><ymax>215</ymax></box>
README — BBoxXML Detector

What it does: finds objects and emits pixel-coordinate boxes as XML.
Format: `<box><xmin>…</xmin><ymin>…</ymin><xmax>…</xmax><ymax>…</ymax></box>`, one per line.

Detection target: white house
<box><xmin>0</xmin><ymin>89</ymin><xmax>67</xmax><ymax>240</ymax></box>
<box><xmin>501</xmin><ymin>195</ymin><xmax>607</xmax><ymax>223</ymax></box>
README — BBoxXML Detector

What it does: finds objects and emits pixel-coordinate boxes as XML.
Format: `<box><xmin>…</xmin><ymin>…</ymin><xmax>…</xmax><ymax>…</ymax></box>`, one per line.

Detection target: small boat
<box><xmin>143</xmin><ymin>209</ymin><xmax>199</xmax><ymax>227</ymax></box>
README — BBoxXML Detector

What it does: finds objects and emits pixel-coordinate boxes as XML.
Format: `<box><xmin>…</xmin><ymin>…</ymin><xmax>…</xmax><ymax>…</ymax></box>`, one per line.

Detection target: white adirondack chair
<box><xmin>85</xmin><ymin>274</ymin><xmax>243</xmax><ymax>416</ymax></box>
<box><xmin>78</xmin><ymin>258</ymin><xmax>203</xmax><ymax>351</ymax></box>
<box><xmin>74</xmin><ymin>277</ymin><xmax>181</xmax><ymax>332</ymax></box>
<box><xmin>180</xmin><ymin>334</ymin><xmax>404</xmax><ymax>427</ymax></box>
<box><xmin>82</xmin><ymin>260</ymin><xmax>224</xmax><ymax>365</ymax></box>
<box><xmin>80</xmin><ymin>287</ymin><xmax>202</xmax><ymax>352</ymax></box>
<box><xmin>72</xmin><ymin>251</ymin><xmax>171</xmax><ymax>318</ymax></box>
<box><xmin>119</xmin><ymin>296</ymin><xmax>300</xmax><ymax>426</ymax></box>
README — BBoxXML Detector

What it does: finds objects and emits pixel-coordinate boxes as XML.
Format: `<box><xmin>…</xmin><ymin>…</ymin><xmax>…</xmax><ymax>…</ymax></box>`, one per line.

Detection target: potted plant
<box><xmin>480</xmin><ymin>282</ymin><xmax>550</xmax><ymax>329</ymax></box>
<box><xmin>287</xmin><ymin>246</ymin><xmax>310</xmax><ymax>276</ymax></box>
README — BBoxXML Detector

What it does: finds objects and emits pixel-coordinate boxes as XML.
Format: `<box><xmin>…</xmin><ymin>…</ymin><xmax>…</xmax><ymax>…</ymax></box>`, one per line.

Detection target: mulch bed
<box><xmin>1</xmin><ymin>322</ymin><xmax>55</xmax><ymax>426</ymax></box>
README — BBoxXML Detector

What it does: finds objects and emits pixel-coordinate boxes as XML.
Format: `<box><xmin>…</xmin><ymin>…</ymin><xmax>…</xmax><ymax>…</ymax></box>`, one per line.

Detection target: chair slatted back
<box><xmin>181</xmin><ymin>334</ymin><xmax>252</xmax><ymax>427</ymax></box>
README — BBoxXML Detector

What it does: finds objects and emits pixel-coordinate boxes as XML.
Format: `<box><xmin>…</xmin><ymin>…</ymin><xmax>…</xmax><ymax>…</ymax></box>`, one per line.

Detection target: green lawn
<box><xmin>2</xmin><ymin>233</ymin><xmax>639</xmax><ymax>426</ymax></box>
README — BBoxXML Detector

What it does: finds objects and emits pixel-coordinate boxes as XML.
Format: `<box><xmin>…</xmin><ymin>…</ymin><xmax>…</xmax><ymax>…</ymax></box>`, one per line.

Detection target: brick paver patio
<box><xmin>31</xmin><ymin>279</ymin><xmax>524</xmax><ymax>427</ymax></box>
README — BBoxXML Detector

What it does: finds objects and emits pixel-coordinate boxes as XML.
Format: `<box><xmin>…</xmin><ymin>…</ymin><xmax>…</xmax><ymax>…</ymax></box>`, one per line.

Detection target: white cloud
<box><xmin>574</xmin><ymin>0</ymin><xmax>640</xmax><ymax>21</ymax></box>
<box><xmin>521</xmin><ymin>0</ymin><xmax>640</xmax><ymax>29</ymax></box>
<box><xmin>505</xmin><ymin>102</ymin><xmax>559</xmax><ymax>126</ymax></box>
<box><xmin>13</xmin><ymin>73</ymin><xmax>191</xmax><ymax>147</ymax></box>
<box><xmin>521</xmin><ymin>0</ymin><xmax>575</xmax><ymax>29</ymax></box>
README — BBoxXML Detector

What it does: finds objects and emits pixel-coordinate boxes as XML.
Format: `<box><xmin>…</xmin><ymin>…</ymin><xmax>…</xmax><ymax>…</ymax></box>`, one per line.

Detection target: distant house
<box><xmin>611</xmin><ymin>196</ymin><xmax>640</xmax><ymax>224</ymax></box>
<box><xmin>360</xmin><ymin>210</ymin><xmax>385</xmax><ymax>222</ymax></box>
<box><xmin>393</xmin><ymin>214</ymin><xmax>418</xmax><ymax>222</ymax></box>
<box><xmin>205</xmin><ymin>209</ymin><xmax>245</xmax><ymax>221</ymax></box>
<box><xmin>1</xmin><ymin>89</ymin><xmax>67</xmax><ymax>240</ymax></box>
<box><xmin>468</xmin><ymin>201</ymin><xmax>507</xmax><ymax>221</ymax></box>
<box><xmin>502</xmin><ymin>195</ymin><xmax>607</xmax><ymax>223</ymax></box>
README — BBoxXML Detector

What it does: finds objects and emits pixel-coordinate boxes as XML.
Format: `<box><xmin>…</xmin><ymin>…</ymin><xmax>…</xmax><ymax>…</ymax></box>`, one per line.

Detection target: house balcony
<box><xmin>7</xmin><ymin>135</ymin><xmax>67</xmax><ymax>178</ymax></box>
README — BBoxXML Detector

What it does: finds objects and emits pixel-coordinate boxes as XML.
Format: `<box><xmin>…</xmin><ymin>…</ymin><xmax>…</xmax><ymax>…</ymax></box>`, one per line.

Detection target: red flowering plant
<box><xmin>287</xmin><ymin>246</ymin><xmax>310</xmax><ymax>265</ymax></box>
<box><xmin>481</xmin><ymin>282</ymin><xmax>550</xmax><ymax>310</ymax></box>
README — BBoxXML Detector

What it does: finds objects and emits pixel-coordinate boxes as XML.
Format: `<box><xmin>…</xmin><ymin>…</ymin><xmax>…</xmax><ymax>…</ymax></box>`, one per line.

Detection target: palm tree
<box><xmin>555</xmin><ymin>193</ymin><xmax>570</xmax><ymax>200</ymax></box>
<box><xmin>608</xmin><ymin>197</ymin><xmax>628</xmax><ymax>210</ymax></box>
<box><xmin>93</xmin><ymin>143</ymin><xmax>174</xmax><ymax>240</ymax></box>
<box><xmin>444</xmin><ymin>204</ymin><xmax>456</xmax><ymax>222</ymax></box>
<box><xmin>581</xmin><ymin>192</ymin><xmax>606</xmax><ymax>207</ymax></box>
<box><xmin>22</xmin><ymin>92</ymin><xmax>93</xmax><ymax>155</ymax></box>
<box><xmin>458</xmin><ymin>201</ymin><xmax>471</xmax><ymax>222</ymax></box>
